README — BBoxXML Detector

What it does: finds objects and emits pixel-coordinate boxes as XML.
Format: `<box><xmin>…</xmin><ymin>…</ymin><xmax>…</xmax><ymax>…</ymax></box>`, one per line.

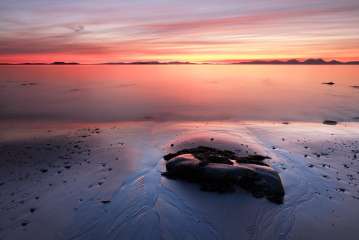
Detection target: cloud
<box><xmin>141</xmin><ymin>5</ymin><xmax>359</xmax><ymax>35</ymax></box>
<box><xmin>0</xmin><ymin>1</ymin><xmax>359</xmax><ymax>62</ymax></box>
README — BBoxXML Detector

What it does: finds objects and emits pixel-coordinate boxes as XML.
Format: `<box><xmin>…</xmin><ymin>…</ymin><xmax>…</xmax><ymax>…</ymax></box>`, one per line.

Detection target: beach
<box><xmin>1</xmin><ymin>120</ymin><xmax>359</xmax><ymax>240</ymax></box>
<box><xmin>2</xmin><ymin>0</ymin><xmax>359</xmax><ymax>238</ymax></box>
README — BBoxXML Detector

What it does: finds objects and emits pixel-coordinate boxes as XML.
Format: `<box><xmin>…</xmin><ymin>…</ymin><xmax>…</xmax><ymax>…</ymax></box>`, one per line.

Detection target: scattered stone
<box><xmin>40</xmin><ymin>169</ymin><xmax>48</xmax><ymax>173</ymax></box>
<box><xmin>323</xmin><ymin>120</ymin><xmax>338</xmax><ymax>125</ymax></box>
<box><xmin>21</xmin><ymin>221</ymin><xmax>30</xmax><ymax>227</ymax></box>
<box><xmin>20</xmin><ymin>82</ymin><xmax>37</xmax><ymax>87</ymax></box>
<box><xmin>30</xmin><ymin>208</ymin><xmax>36</xmax><ymax>213</ymax></box>
<box><xmin>101</xmin><ymin>200</ymin><xmax>111</xmax><ymax>204</ymax></box>
<box><xmin>322</xmin><ymin>82</ymin><xmax>335</xmax><ymax>85</ymax></box>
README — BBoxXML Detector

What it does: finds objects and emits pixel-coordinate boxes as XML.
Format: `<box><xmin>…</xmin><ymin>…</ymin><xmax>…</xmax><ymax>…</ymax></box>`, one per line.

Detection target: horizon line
<box><xmin>1</xmin><ymin>58</ymin><xmax>359</xmax><ymax>65</ymax></box>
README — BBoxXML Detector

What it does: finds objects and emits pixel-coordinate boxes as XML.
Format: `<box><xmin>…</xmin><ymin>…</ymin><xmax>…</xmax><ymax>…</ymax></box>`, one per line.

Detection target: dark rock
<box><xmin>21</xmin><ymin>221</ymin><xmax>30</xmax><ymax>227</ymax></box>
<box><xmin>163</xmin><ymin>146</ymin><xmax>284</xmax><ymax>204</ymax></box>
<box><xmin>323</xmin><ymin>120</ymin><xmax>338</xmax><ymax>125</ymax></box>
<box><xmin>164</xmin><ymin>146</ymin><xmax>269</xmax><ymax>166</ymax></box>
<box><xmin>101</xmin><ymin>200</ymin><xmax>111</xmax><ymax>204</ymax></box>
<box><xmin>20</xmin><ymin>82</ymin><xmax>37</xmax><ymax>87</ymax></box>
<box><xmin>164</xmin><ymin>146</ymin><xmax>235</xmax><ymax>165</ymax></box>
<box><xmin>322</xmin><ymin>82</ymin><xmax>335</xmax><ymax>85</ymax></box>
<box><xmin>235</xmin><ymin>155</ymin><xmax>271</xmax><ymax>166</ymax></box>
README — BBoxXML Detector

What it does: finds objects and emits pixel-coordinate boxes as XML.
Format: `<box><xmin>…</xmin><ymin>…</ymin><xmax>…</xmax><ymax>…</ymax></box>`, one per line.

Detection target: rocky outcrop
<box><xmin>162</xmin><ymin>146</ymin><xmax>285</xmax><ymax>204</ymax></box>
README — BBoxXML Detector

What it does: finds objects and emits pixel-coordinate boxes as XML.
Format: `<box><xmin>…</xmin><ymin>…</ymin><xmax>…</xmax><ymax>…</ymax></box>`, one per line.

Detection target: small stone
<box><xmin>323</xmin><ymin>120</ymin><xmax>338</xmax><ymax>125</ymax></box>
<box><xmin>21</xmin><ymin>221</ymin><xmax>30</xmax><ymax>227</ymax></box>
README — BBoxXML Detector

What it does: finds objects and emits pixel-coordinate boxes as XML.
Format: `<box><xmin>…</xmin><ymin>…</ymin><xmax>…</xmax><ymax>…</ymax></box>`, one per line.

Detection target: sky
<box><xmin>0</xmin><ymin>0</ymin><xmax>359</xmax><ymax>63</ymax></box>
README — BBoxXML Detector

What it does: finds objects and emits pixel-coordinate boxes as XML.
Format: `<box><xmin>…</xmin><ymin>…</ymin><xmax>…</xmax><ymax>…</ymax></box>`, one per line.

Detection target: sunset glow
<box><xmin>1</xmin><ymin>0</ymin><xmax>359</xmax><ymax>63</ymax></box>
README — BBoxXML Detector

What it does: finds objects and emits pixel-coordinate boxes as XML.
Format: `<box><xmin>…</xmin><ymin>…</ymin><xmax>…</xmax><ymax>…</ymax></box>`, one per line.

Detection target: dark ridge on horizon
<box><xmin>0</xmin><ymin>62</ymin><xmax>80</xmax><ymax>65</ymax></box>
<box><xmin>103</xmin><ymin>61</ymin><xmax>195</xmax><ymax>65</ymax></box>
<box><xmin>1</xmin><ymin>58</ymin><xmax>359</xmax><ymax>65</ymax></box>
<box><xmin>231</xmin><ymin>58</ymin><xmax>359</xmax><ymax>65</ymax></box>
<box><xmin>51</xmin><ymin>61</ymin><xmax>80</xmax><ymax>65</ymax></box>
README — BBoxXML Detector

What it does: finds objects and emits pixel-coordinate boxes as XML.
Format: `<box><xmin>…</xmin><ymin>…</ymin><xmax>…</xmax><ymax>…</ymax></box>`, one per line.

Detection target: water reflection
<box><xmin>0</xmin><ymin>65</ymin><xmax>358</xmax><ymax>123</ymax></box>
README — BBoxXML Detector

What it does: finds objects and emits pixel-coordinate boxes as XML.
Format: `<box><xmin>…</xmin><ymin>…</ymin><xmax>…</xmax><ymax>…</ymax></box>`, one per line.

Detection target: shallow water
<box><xmin>0</xmin><ymin>65</ymin><xmax>358</xmax><ymax>124</ymax></box>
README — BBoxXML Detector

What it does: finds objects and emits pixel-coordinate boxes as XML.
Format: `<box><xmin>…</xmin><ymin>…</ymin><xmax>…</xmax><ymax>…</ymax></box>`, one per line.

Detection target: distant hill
<box><xmin>233</xmin><ymin>58</ymin><xmax>359</xmax><ymax>65</ymax></box>
<box><xmin>0</xmin><ymin>62</ymin><xmax>79</xmax><ymax>65</ymax></box>
<box><xmin>1</xmin><ymin>58</ymin><xmax>359</xmax><ymax>65</ymax></box>
<box><xmin>51</xmin><ymin>62</ymin><xmax>79</xmax><ymax>65</ymax></box>
<box><xmin>103</xmin><ymin>61</ymin><xmax>194</xmax><ymax>65</ymax></box>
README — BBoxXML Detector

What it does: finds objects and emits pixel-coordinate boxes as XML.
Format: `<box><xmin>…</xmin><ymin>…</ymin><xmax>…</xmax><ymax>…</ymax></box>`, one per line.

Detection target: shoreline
<box><xmin>1</xmin><ymin>121</ymin><xmax>359</xmax><ymax>239</ymax></box>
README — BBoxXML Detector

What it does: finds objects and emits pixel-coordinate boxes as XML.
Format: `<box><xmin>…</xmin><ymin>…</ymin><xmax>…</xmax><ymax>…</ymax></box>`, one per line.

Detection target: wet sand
<box><xmin>0</xmin><ymin>121</ymin><xmax>359</xmax><ymax>239</ymax></box>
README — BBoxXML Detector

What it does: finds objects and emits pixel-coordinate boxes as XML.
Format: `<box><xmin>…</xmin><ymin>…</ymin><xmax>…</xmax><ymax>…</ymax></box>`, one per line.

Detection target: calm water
<box><xmin>0</xmin><ymin>65</ymin><xmax>358</xmax><ymax>124</ymax></box>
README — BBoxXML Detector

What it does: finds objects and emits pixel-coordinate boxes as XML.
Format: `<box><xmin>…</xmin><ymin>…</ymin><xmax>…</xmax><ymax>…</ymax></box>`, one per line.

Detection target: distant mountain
<box><xmin>233</xmin><ymin>58</ymin><xmax>359</xmax><ymax>65</ymax></box>
<box><xmin>51</xmin><ymin>62</ymin><xmax>79</xmax><ymax>65</ymax></box>
<box><xmin>1</xmin><ymin>58</ymin><xmax>359</xmax><ymax>65</ymax></box>
<box><xmin>0</xmin><ymin>62</ymin><xmax>47</xmax><ymax>65</ymax></box>
<box><xmin>302</xmin><ymin>58</ymin><xmax>327</xmax><ymax>64</ymax></box>
<box><xmin>104</xmin><ymin>61</ymin><xmax>194</xmax><ymax>65</ymax></box>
